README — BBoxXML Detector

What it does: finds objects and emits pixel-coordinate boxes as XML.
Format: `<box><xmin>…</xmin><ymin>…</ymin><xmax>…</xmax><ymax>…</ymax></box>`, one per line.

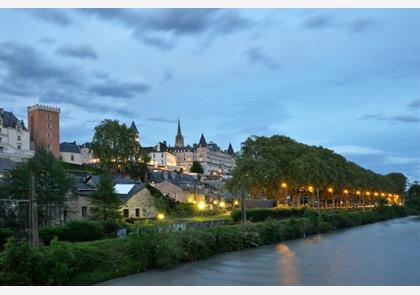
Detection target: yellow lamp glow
<box><xmin>374</xmin><ymin>192</ymin><xmax>378</xmax><ymax>197</ymax></box>
<box><xmin>234</xmin><ymin>200</ymin><xmax>239</xmax><ymax>205</ymax></box>
<box><xmin>356</xmin><ymin>190</ymin><xmax>361</xmax><ymax>195</ymax></box>
<box><xmin>281</xmin><ymin>182</ymin><xmax>287</xmax><ymax>188</ymax></box>
<box><xmin>328</xmin><ymin>187</ymin><xmax>333</xmax><ymax>193</ymax></box>
<box><xmin>366</xmin><ymin>192</ymin><xmax>371</xmax><ymax>196</ymax></box>
<box><xmin>308</xmin><ymin>186</ymin><xmax>314</xmax><ymax>193</ymax></box>
<box><xmin>157</xmin><ymin>213</ymin><xmax>165</xmax><ymax>220</ymax></box>
<box><xmin>213</xmin><ymin>200</ymin><xmax>218</xmax><ymax>205</ymax></box>
<box><xmin>343</xmin><ymin>189</ymin><xmax>349</xmax><ymax>194</ymax></box>
<box><xmin>198</xmin><ymin>201</ymin><xmax>206</xmax><ymax>210</ymax></box>
<box><xmin>219</xmin><ymin>201</ymin><xmax>225</xmax><ymax>208</ymax></box>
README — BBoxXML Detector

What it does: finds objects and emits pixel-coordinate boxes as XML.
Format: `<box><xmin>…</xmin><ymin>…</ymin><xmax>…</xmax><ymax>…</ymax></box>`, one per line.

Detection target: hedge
<box><xmin>39</xmin><ymin>220</ymin><xmax>122</xmax><ymax>245</ymax></box>
<box><xmin>231</xmin><ymin>207</ymin><xmax>306</xmax><ymax>222</ymax></box>
<box><xmin>0</xmin><ymin>228</ymin><xmax>13</xmax><ymax>250</ymax></box>
<box><xmin>0</xmin><ymin>206</ymin><xmax>409</xmax><ymax>286</ymax></box>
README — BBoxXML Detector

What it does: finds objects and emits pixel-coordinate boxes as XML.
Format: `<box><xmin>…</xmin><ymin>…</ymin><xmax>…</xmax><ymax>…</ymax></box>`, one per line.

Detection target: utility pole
<box><xmin>28</xmin><ymin>173</ymin><xmax>39</xmax><ymax>248</ymax></box>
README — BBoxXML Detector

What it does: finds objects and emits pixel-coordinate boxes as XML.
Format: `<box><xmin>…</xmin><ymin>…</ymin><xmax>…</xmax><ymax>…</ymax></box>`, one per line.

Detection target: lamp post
<box><xmin>343</xmin><ymin>189</ymin><xmax>349</xmax><ymax>208</ymax></box>
<box><xmin>328</xmin><ymin>187</ymin><xmax>334</xmax><ymax>208</ymax></box>
<box><xmin>308</xmin><ymin>185</ymin><xmax>314</xmax><ymax>208</ymax></box>
<box><xmin>281</xmin><ymin>182</ymin><xmax>288</xmax><ymax>207</ymax></box>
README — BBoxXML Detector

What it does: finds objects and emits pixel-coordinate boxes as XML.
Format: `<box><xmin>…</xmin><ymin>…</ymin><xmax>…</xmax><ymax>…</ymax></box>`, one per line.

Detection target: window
<box><xmin>47</xmin><ymin>144</ymin><xmax>52</xmax><ymax>151</ymax></box>
<box><xmin>81</xmin><ymin>206</ymin><xmax>88</xmax><ymax>217</ymax></box>
<box><xmin>47</xmin><ymin>114</ymin><xmax>52</xmax><ymax>121</ymax></box>
<box><xmin>123</xmin><ymin>209</ymin><xmax>129</xmax><ymax>218</ymax></box>
<box><xmin>71</xmin><ymin>155</ymin><xmax>74</xmax><ymax>161</ymax></box>
<box><xmin>47</xmin><ymin>132</ymin><xmax>52</xmax><ymax>138</ymax></box>
<box><xmin>135</xmin><ymin>208</ymin><xmax>140</xmax><ymax>217</ymax></box>
<box><xmin>47</xmin><ymin>122</ymin><xmax>52</xmax><ymax>128</ymax></box>
<box><xmin>0</xmin><ymin>137</ymin><xmax>2</xmax><ymax>142</ymax></box>
<box><xmin>17</xmin><ymin>135</ymin><xmax>21</xmax><ymax>141</ymax></box>
<box><xmin>17</xmin><ymin>145</ymin><xmax>21</xmax><ymax>150</ymax></box>
<box><xmin>0</xmin><ymin>146</ymin><xmax>3</xmax><ymax>153</ymax></box>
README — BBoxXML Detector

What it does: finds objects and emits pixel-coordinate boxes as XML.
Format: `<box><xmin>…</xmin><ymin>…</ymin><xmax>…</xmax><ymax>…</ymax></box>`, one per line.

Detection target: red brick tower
<box><xmin>27</xmin><ymin>104</ymin><xmax>60</xmax><ymax>157</ymax></box>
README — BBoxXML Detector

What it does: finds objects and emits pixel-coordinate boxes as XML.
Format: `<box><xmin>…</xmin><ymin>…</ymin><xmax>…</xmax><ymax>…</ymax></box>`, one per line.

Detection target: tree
<box><xmin>91</xmin><ymin>119</ymin><xmax>142</xmax><ymax>175</ymax></box>
<box><xmin>408</xmin><ymin>182</ymin><xmax>420</xmax><ymax>198</ymax></box>
<box><xmin>1</xmin><ymin>147</ymin><xmax>74</xmax><ymax>227</ymax></box>
<box><xmin>88</xmin><ymin>175</ymin><xmax>122</xmax><ymax>221</ymax></box>
<box><xmin>190</xmin><ymin>161</ymin><xmax>204</xmax><ymax>174</ymax></box>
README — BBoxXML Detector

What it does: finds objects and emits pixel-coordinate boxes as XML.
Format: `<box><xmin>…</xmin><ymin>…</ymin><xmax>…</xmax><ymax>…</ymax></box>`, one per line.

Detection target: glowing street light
<box><xmin>157</xmin><ymin>213</ymin><xmax>165</xmax><ymax>220</ymax></box>
<box><xmin>328</xmin><ymin>187</ymin><xmax>334</xmax><ymax>207</ymax></box>
<box><xmin>281</xmin><ymin>182</ymin><xmax>288</xmax><ymax>206</ymax></box>
<box><xmin>219</xmin><ymin>201</ymin><xmax>226</xmax><ymax>208</ymax></box>
<box><xmin>308</xmin><ymin>186</ymin><xmax>314</xmax><ymax>193</ymax></box>
<box><xmin>234</xmin><ymin>200</ymin><xmax>239</xmax><ymax>206</ymax></box>
<box><xmin>198</xmin><ymin>201</ymin><xmax>206</xmax><ymax>210</ymax></box>
<box><xmin>213</xmin><ymin>200</ymin><xmax>218</xmax><ymax>205</ymax></box>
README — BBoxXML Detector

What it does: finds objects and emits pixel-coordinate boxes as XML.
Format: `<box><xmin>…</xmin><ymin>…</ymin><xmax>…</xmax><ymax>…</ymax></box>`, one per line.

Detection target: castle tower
<box><xmin>130</xmin><ymin>121</ymin><xmax>140</xmax><ymax>143</ymax></box>
<box><xmin>27</xmin><ymin>104</ymin><xmax>60</xmax><ymax>157</ymax></box>
<box><xmin>175</xmin><ymin>118</ymin><xmax>184</xmax><ymax>148</ymax></box>
<box><xmin>198</xmin><ymin>133</ymin><xmax>207</xmax><ymax>147</ymax></box>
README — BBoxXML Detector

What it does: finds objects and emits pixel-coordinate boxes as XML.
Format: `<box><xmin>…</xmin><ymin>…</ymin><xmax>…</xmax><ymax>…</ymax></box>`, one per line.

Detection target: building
<box><xmin>175</xmin><ymin>119</ymin><xmax>184</xmax><ymax>147</ymax></box>
<box><xmin>0</xmin><ymin>108</ymin><xmax>33</xmax><ymax>161</ymax></box>
<box><xmin>27</xmin><ymin>104</ymin><xmax>60</xmax><ymax>157</ymax></box>
<box><xmin>195</xmin><ymin>134</ymin><xmax>235</xmax><ymax>175</ymax></box>
<box><xmin>68</xmin><ymin>174</ymin><xmax>157</xmax><ymax>220</ymax></box>
<box><xmin>145</xmin><ymin>141</ymin><xmax>178</xmax><ymax>171</ymax></box>
<box><xmin>59</xmin><ymin>141</ymin><xmax>96</xmax><ymax>165</ymax></box>
<box><xmin>60</xmin><ymin>141</ymin><xmax>82</xmax><ymax>165</ymax></box>
<box><xmin>149</xmin><ymin>170</ymin><xmax>206</xmax><ymax>203</ymax></box>
<box><xmin>130</xmin><ymin>121</ymin><xmax>140</xmax><ymax>143</ymax></box>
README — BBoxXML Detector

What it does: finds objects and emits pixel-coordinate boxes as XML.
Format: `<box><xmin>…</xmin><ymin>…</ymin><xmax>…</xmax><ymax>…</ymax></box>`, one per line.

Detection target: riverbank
<box><xmin>100</xmin><ymin>216</ymin><xmax>420</xmax><ymax>286</ymax></box>
<box><xmin>0</xmin><ymin>206</ymin><xmax>410</xmax><ymax>285</ymax></box>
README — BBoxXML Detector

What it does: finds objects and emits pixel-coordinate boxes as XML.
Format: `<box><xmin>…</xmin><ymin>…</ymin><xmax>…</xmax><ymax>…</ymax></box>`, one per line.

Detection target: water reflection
<box><xmin>276</xmin><ymin>244</ymin><xmax>298</xmax><ymax>284</ymax></box>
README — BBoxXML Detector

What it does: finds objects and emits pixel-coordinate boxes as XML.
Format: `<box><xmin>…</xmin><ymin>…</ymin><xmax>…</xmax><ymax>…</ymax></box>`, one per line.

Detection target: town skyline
<box><xmin>1</xmin><ymin>9</ymin><xmax>419</xmax><ymax>181</ymax></box>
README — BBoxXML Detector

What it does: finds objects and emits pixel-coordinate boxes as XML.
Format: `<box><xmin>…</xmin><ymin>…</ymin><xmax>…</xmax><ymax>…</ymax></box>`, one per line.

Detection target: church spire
<box><xmin>198</xmin><ymin>133</ymin><xmax>207</xmax><ymax>147</ymax></box>
<box><xmin>227</xmin><ymin>143</ymin><xmax>234</xmax><ymax>155</ymax></box>
<box><xmin>175</xmin><ymin>118</ymin><xmax>184</xmax><ymax>147</ymax></box>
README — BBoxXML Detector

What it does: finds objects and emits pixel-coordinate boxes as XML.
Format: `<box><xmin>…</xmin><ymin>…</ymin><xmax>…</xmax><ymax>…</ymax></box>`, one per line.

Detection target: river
<box><xmin>99</xmin><ymin>216</ymin><xmax>420</xmax><ymax>286</ymax></box>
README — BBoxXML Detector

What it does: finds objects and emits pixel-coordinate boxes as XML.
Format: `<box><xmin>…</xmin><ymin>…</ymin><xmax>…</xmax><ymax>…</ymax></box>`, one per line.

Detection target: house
<box><xmin>67</xmin><ymin>174</ymin><xmax>158</xmax><ymax>220</ymax></box>
<box><xmin>0</xmin><ymin>158</ymin><xmax>17</xmax><ymax>179</ymax></box>
<box><xmin>149</xmin><ymin>170</ymin><xmax>206</xmax><ymax>203</ymax></box>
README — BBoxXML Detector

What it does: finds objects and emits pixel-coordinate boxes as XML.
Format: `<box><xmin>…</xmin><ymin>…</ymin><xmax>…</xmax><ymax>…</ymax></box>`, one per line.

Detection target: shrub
<box><xmin>321</xmin><ymin>212</ymin><xmax>355</xmax><ymax>229</ymax></box>
<box><xmin>39</xmin><ymin>220</ymin><xmax>107</xmax><ymax>245</ymax></box>
<box><xmin>0</xmin><ymin>238</ymin><xmax>34</xmax><ymax>285</ymax></box>
<box><xmin>0</xmin><ymin>228</ymin><xmax>13</xmax><ymax>250</ymax></box>
<box><xmin>154</xmin><ymin>233</ymin><xmax>183</xmax><ymax>270</ymax></box>
<box><xmin>231</xmin><ymin>208</ymin><xmax>305</xmax><ymax>222</ymax></box>
<box><xmin>256</xmin><ymin>218</ymin><xmax>282</xmax><ymax>244</ymax></box>
<box><xmin>211</xmin><ymin>225</ymin><xmax>244</xmax><ymax>253</ymax></box>
<box><xmin>178</xmin><ymin>230</ymin><xmax>216</xmax><ymax>262</ymax></box>
<box><xmin>240</xmin><ymin>221</ymin><xmax>261</xmax><ymax>247</ymax></box>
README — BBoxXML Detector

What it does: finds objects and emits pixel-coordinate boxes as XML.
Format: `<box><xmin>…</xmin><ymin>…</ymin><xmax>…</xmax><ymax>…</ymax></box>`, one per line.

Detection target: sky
<box><xmin>0</xmin><ymin>8</ymin><xmax>419</xmax><ymax>181</ymax></box>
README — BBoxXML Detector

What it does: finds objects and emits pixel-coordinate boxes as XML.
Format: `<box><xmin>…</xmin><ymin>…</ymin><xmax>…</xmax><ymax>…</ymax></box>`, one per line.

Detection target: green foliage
<box><xmin>227</xmin><ymin>135</ymin><xmax>407</xmax><ymax>200</ymax></box>
<box><xmin>231</xmin><ymin>207</ymin><xmax>305</xmax><ymax>222</ymax></box>
<box><xmin>89</xmin><ymin>175</ymin><xmax>122</xmax><ymax>221</ymax></box>
<box><xmin>408</xmin><ymin>183</ymin><xmax>420</xmax><ymax>198</ymax></box>
<box><xmin>0</xmin><ymin>228</ymin><xmax>13</xmax><ymax>250</ymax></box>
<box><xmin>406</xmin><ymin>183</ymin><xmax>420</xmax><ymax>215</ymax></box>
<box><xmin>39</xmin><ymin>220</ymin><xmax>107</xmax><ymax>245</ymax></box>
<box><xmin>1</xmin><ymin>147</ymin><xmax>75</xmax><ymax>227</ymax></box>
<box><xmin>125</xmin><ymin>161</ymin><xmax>148</xmax><ymax>182</ymax></box>
<box><xmin>190</xmin><ymin>161</ymin><xmax>204</xmax><ymax>174</ymax></box>
<box><xmin>90</xmin><ymin>119</ymin><xmax>142</xmax><ymax>175</ymax></box>
<box><xmin>0</xmin><ymin>238</ymin><xmax>34</xmax><ymax>285</ymax></box>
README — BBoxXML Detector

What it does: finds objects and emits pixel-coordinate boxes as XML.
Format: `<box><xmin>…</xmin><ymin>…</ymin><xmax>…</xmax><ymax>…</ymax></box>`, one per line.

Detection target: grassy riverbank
<box><xmin>0</xmin><ymin>206</ymin><xmax>409</xmax><ymax>286</ymax></box>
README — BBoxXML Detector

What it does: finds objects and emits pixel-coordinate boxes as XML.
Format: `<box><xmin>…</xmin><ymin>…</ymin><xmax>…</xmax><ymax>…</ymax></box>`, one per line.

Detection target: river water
<box><xmin>100</xmin><ymin>216</ymin><xmax>420</xmax><ymax>286</ymax></box>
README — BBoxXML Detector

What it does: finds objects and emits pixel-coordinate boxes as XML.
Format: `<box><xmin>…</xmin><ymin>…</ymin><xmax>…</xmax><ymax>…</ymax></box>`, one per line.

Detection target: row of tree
<box><xmin>226</xmin><ymin>135</ymin><xmax>408</xmax><ymax>200</ymax></box>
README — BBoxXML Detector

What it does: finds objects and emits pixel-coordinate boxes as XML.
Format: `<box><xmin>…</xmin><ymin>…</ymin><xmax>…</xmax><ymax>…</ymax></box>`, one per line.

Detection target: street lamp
<box><xmin>328</xmin><ymin>187</ymin><xmax>334</xmax><ymax>208</ymax></box>
<box><xmin>356</xmin><ymin>190</ymin><xmax>361</xmax><ymax>208</ymax></box>
<box><xmin>157</xmin><ymin>213</ymin><xmax>165</xmax><ymax>220</ymax></box>
<box><xmin>343</xmin><ymin>189</ymin><xmax>349</xmax><ymax>208</ymax></box>
<box><xmin>281</xmin><ymin>182</ymin><xmax>288</xmax><ymax>207</ymax></box>
<box><xmin>308</xmin><ymin>185</ymin><xmax>314</xmax><ymax>207</ymax></box>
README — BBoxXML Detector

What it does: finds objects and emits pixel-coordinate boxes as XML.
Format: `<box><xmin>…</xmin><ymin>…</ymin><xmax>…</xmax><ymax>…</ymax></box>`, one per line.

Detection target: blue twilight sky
<box><xmin>0</xmin><ymin>9</ymin><xmax>419</xmax><ymax>181</ymax></box>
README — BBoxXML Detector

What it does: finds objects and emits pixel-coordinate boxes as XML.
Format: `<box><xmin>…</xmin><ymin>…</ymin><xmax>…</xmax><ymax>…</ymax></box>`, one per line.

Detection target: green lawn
<box><xmin>173</xmin><ymin>213</ymin><xmax>232</xmax><ymax>223</ymax></box>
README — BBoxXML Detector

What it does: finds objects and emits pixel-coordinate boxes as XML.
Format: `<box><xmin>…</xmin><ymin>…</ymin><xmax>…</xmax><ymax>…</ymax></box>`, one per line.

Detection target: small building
<box><xmin>60</xmin><ymin>141</ymin><xmax>83</xmax><ymax>165</ymax></box>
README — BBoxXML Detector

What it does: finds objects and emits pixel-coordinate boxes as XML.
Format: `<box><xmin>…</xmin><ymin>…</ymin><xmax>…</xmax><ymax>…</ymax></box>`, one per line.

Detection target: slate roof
<box><xmin>198</xmin><ymin>133</ymin><xmax>207</xmax><ymax>147</ymax></box>
<box><xmin>130</xmin><ymin>121</ymin><xmax>139</xmax><ymax>134</ymax></box>
<box><xmin>60</xmin><ymin>142</ymin><xmax>81</xmax><ymax>153</ymax></box>
<box><xmin>117</xmin><ymin>183</ymin><xmax>146</xmax><ymax>203</ymax></box>
<box><xmin>148</xmin><ymin>170</ymin><xmax>199</xmax><ymax>189</ymax></box>
<box><xmin>1</xmin><ymin>111</ymin><xmax>27</xmax><ymax>130</ymax></box>
<box><xmin>227</xmin><ymin>143</ymin><xmax>234</xmax><ymax>155</ymax></box>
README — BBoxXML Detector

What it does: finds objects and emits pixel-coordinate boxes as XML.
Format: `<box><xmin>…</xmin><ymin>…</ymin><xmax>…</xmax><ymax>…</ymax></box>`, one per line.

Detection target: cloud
<box><xmin>56</xmin><ymin>44</ymin><xmax>98</xmax><ymax>60</ymax></box>
<box><xmin>302</xmin><ymin>14</ymin><xmax>372</xmax><ymax>33</ymax></box>
<box><xmin>331</xmin><ymin>145</ymin><xmax>385</xmax><ymax>156</ymax></box>
<box><xmin>0</xmin><ymin>41</ymin><xmax>79</xmax><ymax>86</ymax></box>
<box><xmin>245</xmin><ymin>47</ymin><xmax>280</xmax><ymax>70</ymax></box>
<box><xmin>77</xmin><ymin>9</ymin><xmax>250</xmax><ymax>50</ymax></box>
<box><xmin>147</xmin><ymin>117</ymin><xmax>177</xmax><ymax>123</ymax></box>
<box><xmin>407</xmin><ymin>98</ymin><xmax>420</xmax><ymax>109</ymax></box>
<box><xmin>389</xmin><ymin>115</ymin><xmax>420</xmax><ymax>123</ymax></box>
<box><xmin>26</xmin><ymin>9</ymin><xmax>72</xmax><ymax>26</ymax></box>
<box><xmin>38</xmin><ymin>37</ymin><xmax>56</xmax><ymax>44</ymax></box>
<box><xmin>359</xmin><ymin>113</ymin><xmax>419</xmax><ymax>123</ymax></box>
<box><xmin>89</xmin><ymin>79</ymin><xmax>150</xmax><ymax>98</ymax></box>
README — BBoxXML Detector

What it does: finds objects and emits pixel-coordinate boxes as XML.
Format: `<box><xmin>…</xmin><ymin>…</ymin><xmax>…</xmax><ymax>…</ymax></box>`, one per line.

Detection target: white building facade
<box><xmin>0</xmin><ymin>108</ymin><xmax>34</xmax><ymax>161</ymax></box>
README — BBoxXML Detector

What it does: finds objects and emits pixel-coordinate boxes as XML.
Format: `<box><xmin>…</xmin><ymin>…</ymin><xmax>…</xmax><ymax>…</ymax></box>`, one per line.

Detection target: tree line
<box><xmin>226</xmin><ymin>135</ymin><xmax>408</xmax><ymax>203</ymax></box>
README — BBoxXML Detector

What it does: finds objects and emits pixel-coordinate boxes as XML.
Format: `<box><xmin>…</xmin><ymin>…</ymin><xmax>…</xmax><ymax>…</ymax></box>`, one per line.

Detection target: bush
<box><xmin>231</xmin><ymin>207</ymin><xmax>305</xmax><ymax>222</ymax></box>
<box><xmin>240</xmin><ymin>221</ymin><xmax>261</xmax><ymax>247</ymax></box>
<box><xmin>0</xmin><ymin>228</ymin><xmax>13</xmax><ymax>250</ymax></box>
<box><xmin>321</xmin><ymin>212</ymin><xmax>355</xmax><ymax>229</ymax></box>
<box><xmin>39</xmin><ymin>220</ymin><xmax>107</xmax><ymax>245</ymax></box>
<box><xmin>0</xmin><ymin>238</ymin><xmax>34</xmax><ymax>285</ymax></box>
<box><xmin>154</xmin><ymin>233</ymin><xmax>183</xmax><ymax>270</ymax></box>
<box><xmin>210</xmin><ymin>225</ymin><xmax>244</xmax><ymax>253</ymax></box>
<box><xmin>178</xmin><ymin>230</ymin><xmax>216</xmax><ymax>262</ymax></box>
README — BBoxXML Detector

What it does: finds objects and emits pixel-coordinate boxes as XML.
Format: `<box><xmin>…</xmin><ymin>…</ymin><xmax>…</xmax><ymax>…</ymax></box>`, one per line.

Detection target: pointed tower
<box><xmin>198</xmin><ymin>133</ymin><xmax>207</xmax><ymax>147</ymax></box>
<box><xmin>227</xmin><ymin>143</ymin><xmax>234</xmax><ymax>155</ymax></box>
<box><xmin>175</xmin><ymin>118</ymin><xmax>184</xmax><ymax>147</ymax></box>
<box><xmin>130</xmin><ymin>121</ymin><xmax>140</xmax><ymax>142</ymax></box>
